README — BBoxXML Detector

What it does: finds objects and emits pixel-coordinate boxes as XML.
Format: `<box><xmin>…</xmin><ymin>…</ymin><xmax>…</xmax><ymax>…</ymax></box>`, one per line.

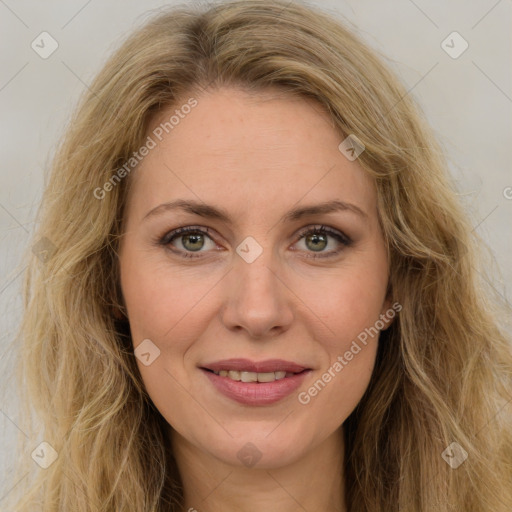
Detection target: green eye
<box><xmin>180</xmin><ymin>232</ymin><xmax>206</xmax><ymax>252</ymax></box>
<box><xmin>294</xmin><ymin>225</ymin><xmax>351</xmax><ymax>258</ymax></box>
<box><xmin>159</xmin><ymin>224</ymin><xmax>352</xmax><ymax>260</ymax></box>
<box><xmin>304</xmin><ymin>231</ymin><xmax>328</xmax><ymax>251</ymax></box>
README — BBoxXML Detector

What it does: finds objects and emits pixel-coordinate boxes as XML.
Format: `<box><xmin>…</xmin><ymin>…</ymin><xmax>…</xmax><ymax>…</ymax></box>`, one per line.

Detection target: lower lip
<box><xmin>201</xmin><ymin>369</ymin><xmax>311</xmax><ymax>406</ymax></box>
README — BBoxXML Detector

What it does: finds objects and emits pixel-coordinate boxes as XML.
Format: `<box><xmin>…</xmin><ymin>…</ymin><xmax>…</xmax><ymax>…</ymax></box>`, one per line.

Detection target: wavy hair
<box><xmin>4</xmin><ymin>0</ymin><xmax>511</xmax><ymax>510</ymax></box>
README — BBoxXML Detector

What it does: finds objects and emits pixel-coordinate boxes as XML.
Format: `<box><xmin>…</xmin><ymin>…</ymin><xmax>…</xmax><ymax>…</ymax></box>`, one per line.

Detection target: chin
<box><xmin>202</xmin><ymin>427</ymin><xmax>314</xmax><ymax>470</ymax></box>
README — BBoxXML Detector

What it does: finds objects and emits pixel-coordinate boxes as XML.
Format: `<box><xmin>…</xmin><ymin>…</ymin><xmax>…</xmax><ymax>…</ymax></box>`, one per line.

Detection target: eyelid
<box><xmin>158</xmin><ymin>225</ymin><xmax>218</xmax><ymax>249</ymax></box>
<box><xmin>294</xmin><ymin>224</ymin><xmax>352</xmax><ymax>246</ymax></box>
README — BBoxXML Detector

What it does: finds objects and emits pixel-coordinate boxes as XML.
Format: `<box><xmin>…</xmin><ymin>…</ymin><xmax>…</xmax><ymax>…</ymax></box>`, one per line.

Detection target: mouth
<box><xmin>200</xmin><ymin>358</ymin><xmax>309</xmax><ymax>380</ymax></box>
<box><xmin>201</xmin><ymin>367</ymin><xmax>306</xmax><ymax>383</ymax></box>
<box><xmin>199</xmin><ymin>358</ymin><xmax>312</xmax><ymax>405</ymax></box>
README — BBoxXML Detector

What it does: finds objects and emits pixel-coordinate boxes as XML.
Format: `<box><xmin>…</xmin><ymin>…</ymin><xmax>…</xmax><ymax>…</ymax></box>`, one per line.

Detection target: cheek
<box><xmin>305</xmin><ymin>345</ymin><xmax>377</xmax><ymax>435</ymax></box>
<box><xmin>298</xmin><ymin>317</ymin><xmax>379</xmax><ymax>435</ymax></box>
<box><xmin>120</xmin><ymin>246</ymin><xmax>218</xmax><ymax>344</ymax></box>
<box><xmin>301</xmin><ymin>260</ymin><xmax>388</xmax><ymax>347</ymax></box>
<box><xmin>293</xmin><ymin>260</ymin><xmax>385</xmax><ymax>419</ymax></box>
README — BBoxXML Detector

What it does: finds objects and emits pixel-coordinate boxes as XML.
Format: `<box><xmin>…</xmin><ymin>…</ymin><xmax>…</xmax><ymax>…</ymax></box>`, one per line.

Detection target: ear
<box><xmin>113</xmin><ymin>306</ymin><xmax>125</xmax><ymax>320</ymax></box>
<box><xmin>379</xmin><ymin>286</ymin><xmax>399</xmax><ymax>331</ymax></box>
<box><xmin>112</xmin><ymin>303</ymin><xmax>129</xmax><ymax>320</ymax></box>
<box><xmin>112</xmin><ymin>279</ymin><xmax>128</xmax><ymax>320</ymax></box>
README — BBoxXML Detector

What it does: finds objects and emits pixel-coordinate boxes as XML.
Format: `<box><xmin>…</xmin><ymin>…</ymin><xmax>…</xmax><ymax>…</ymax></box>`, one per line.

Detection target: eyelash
<box><xmin>156</xmin><ymin>225</ymin><xmax>352</xmax><ymax>260</ymax></box>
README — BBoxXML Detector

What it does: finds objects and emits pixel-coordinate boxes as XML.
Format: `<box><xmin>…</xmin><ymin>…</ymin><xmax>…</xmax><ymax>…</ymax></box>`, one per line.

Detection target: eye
<box><xmin>158</xmin><ymin>226</ymin><xmax>217</xmax><ymax>258</ymax></box>
<box><xmin>157</xmin><ymin>224</ymin><xmax>352</xmax><ymax>260</ymax></box>
<box><xmin>293</xmin><ymin>225</ymin><xmax>352</xmax><ymax>259</ymax></box>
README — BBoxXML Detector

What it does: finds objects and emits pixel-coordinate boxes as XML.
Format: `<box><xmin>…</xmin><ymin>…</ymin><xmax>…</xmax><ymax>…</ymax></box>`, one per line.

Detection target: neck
<box><xmin>170</xmin><ymin>426</ymin><xmax>346</xmax><ymax>512</ymax></box>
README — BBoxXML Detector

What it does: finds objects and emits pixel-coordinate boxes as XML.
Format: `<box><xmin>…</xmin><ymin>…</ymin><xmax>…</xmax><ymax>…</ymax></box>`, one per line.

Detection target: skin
<box><xmin>118</xmin><ymin>86</ymin><xmax>393</xmax><ymax>512</ymax></box>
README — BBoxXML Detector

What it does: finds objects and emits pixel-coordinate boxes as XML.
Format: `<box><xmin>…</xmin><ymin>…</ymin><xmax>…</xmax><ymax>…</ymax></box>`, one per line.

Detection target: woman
<box><xmin>6</xmin><ymin>0</ymin><xmax>512</xmax><ymax>510</ymax></box>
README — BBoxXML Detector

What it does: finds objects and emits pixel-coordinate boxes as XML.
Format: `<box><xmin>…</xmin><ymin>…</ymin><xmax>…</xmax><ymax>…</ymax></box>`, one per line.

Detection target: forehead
<box><xmin>125</xmin><ymin>87</ymin><xmax>376</xmax><ymax>224</ymax></box>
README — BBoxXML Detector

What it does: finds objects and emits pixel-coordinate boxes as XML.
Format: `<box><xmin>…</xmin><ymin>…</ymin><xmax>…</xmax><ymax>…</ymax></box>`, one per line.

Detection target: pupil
<box><xmin>183</xmin><ymin>233</ymin><xmax>203</xmax><ymax>251</ymax></box>
<box><xmin>307</xmin><ymin>233</ymin><xmax>326</xmax><ymax>251</ymax></box>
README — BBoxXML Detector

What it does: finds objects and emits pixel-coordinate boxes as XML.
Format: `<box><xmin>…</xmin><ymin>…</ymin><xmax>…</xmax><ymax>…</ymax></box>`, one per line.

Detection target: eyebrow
<box><xmin>143</xmin><ymin>198</ymin><xmax>368</xmax><ymax>224</ymax></box>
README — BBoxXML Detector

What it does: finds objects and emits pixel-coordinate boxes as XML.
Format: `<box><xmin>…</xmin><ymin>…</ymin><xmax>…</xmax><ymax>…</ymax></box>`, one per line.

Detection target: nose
<box><xmin>220</xmin><ymin>248</ymin><xmax>294</xmax><ymax>339</ymax></box>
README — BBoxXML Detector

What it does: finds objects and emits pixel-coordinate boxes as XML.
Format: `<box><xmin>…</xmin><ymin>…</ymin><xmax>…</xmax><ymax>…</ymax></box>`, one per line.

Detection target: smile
<box><xmin>209</xmin><ymin>369</ymin><xmax>300</xmax><ymax>382</ymax></box>
<box><xmin>200</xmin><ymin>358</ymin><xmax>311</xmax><ymax>406</ymax></box>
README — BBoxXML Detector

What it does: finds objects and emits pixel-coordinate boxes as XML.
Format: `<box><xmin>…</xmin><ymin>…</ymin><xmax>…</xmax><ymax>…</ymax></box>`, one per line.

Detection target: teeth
<box><xmin>257</xmin><ymin>372</ymin><xmax>277</xmax><ymax>383</ymax></box>
<box><xmin>212</xmin><ymin>369</ymin><xmax>290</xmax><ymax>382</ymax></box>
<box><xmin>241</xmin><ymin>371</ymin><xmax>257</xmax><ymax>382</ymax></box>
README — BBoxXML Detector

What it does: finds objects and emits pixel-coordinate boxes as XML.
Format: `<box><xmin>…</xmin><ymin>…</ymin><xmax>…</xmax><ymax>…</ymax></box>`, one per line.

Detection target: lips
<box><xmin>200</xmin><ymin>358</ymin><xmax>311</xmax><ymax>406</ymax></box>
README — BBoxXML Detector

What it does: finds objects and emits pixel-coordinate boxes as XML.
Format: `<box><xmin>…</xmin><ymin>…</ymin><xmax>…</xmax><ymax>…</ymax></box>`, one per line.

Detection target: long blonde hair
<box><xmin>4</xmin><ymin>0</ymin><xmax>511</xmax><ymax>510</ymax></box>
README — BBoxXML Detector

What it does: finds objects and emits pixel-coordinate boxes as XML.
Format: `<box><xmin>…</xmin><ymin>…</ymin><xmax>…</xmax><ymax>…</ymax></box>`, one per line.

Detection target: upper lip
<box><xmin>201</xmin><ymin>358</ymin><xmax>308</xmax><ymax>374</ymax></box>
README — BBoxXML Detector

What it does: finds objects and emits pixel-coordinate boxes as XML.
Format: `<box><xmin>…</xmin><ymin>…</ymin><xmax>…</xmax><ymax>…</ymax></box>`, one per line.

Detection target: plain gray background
<box><xmin>1</xmin><ymin>0</ymin><xmax>511</xmax><ymax>500</ymax></box>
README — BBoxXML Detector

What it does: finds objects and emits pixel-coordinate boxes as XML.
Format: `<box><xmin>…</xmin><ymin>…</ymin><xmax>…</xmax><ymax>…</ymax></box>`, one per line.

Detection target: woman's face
<box><xmin>118</xmin><ymin>86</ymin><xmax>392</xmax><ymax>469</ymax></box>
